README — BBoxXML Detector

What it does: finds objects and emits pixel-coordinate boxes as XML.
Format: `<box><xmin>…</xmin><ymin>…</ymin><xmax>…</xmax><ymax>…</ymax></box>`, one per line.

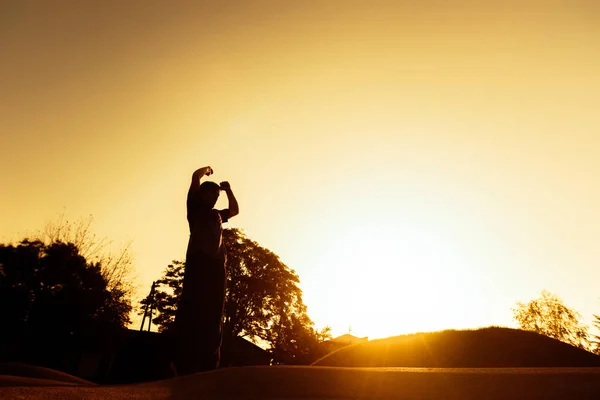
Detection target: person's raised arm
<box><xmin>220</xmin><ymin>181</ymin><xmax>239</xmax><ymax>218</ymax></box>
<box><xmin>190</xmin><ymin>166</ymin><xmax>213</xmax><ymax>192</ymax></box>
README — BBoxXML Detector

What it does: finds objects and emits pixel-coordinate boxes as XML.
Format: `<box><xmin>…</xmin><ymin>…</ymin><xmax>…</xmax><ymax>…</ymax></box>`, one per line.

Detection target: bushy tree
<box><xmin>141</xmin><ymin>228</ymin><xmax>331</xmax><ymax>364</ymax></box>
<box><xmin>267</xmin><ymin>314</ymin><xmax>332</xmax><ymax>365</ymax></box>
<box><xmin>139</xmin><ymin>260</ymin><xmax>185</xmax><ymax>331</ymax></box>
<box><xmin>36</xmin><ymin>213</ymin><xmax>138</xmax><ymax>304</ymax></box>
<box><xmin>0</xmin><ymin>239</ymin><xmax>132</xmax><ymax>338</ymax></box>
<box><xmin>512</xmin><ymin>290</ymin><xmax>590</xmax><ymax>350</ymax></box>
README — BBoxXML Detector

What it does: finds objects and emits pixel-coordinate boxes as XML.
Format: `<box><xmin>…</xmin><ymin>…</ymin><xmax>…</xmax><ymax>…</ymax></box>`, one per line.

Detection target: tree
<box><xmin>36</xmin><ymin>212</ymin><xmax>138</xmax><ymax>306</ymax></box>
<box><xmin>267</xmin><ymin>313</ymin><xmax>332</xmax><ymax>365</ymax></box>
<box><xmin>141</xmin><ymin>228</ymin><xmax>331</xmax><ymax>364</ymax></box>
<box><xmin>0</xmin><ymin>240</ymin><xmax>132</xmax><ymax>339</ymax></box>
<box><xmin>512</xmin><ymin>290</ymin><xmax>590</xmax><ymax>350</ymax></box>
<box><xmin>591</xmin><ymin>314</ymin><xmax>600</xmax><ymax>355</ymax></box>
<box><xmin>139</xmin><ymin>260</ymin><xmax>185</xmax><ymax>331</ymax></box>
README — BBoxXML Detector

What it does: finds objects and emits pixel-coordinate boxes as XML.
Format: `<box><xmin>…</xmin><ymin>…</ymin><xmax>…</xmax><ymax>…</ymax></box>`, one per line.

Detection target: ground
<box><xmin>2</xmin><ymin>366</ymin><xmax>600</xmax><ymax>399</ymax></box>
<box><xmin>3</xmin><ymin>328</ymin><xmax>600</xmax><ymax>399</ymax></box>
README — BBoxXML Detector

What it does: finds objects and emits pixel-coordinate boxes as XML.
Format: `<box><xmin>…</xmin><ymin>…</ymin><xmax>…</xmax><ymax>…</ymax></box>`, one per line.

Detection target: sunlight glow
<box><xmin>304</xmin><ymin>210</ymin><xmax>479</xmax><ymax>339</ymax></box>
<box><xmin>298</xmin><ymin>175</ymin><xmax>516</xmax><ymax>340</ymax></box>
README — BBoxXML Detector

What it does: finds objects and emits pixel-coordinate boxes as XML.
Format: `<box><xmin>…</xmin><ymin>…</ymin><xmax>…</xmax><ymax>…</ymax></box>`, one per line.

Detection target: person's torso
<box><xmin>187</xmin><ymin>208</ymin><xmax>225</xmax><ymax>260</ymax></box>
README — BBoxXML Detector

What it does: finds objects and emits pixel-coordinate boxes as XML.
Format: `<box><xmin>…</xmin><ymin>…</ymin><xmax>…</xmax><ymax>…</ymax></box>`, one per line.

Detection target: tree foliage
<box><xmin>0</xmin><ymin>239</ymin><xmax>132</xmax><ymax>340</ymax></box>
<box><xmin>141</xmin><ymin>228</ymin><xmax>331</xmax><ymax>364</ymax></box>
<box><xmin>140</xmin><ymin>260</ymin><xmax>185</xmax><ymax>330</ymax></box>
<box><xmin>591</xmin><ymin>314</ymin><xmax>600</xmax><ymax>355</ymax></box>
<box><xmin>267</xmin><ymin>313</ymin><xmax>332</xmax><ymax>365</ymax></box>
<box><xmin>36</xmin><ymin>213</ymin><xmax>138</xmax><ymax>302</ymax></box>
<box><xmin>512</xmin><ymin>290</ymin><xmax>590</xmax><ymax>350</ymax></box>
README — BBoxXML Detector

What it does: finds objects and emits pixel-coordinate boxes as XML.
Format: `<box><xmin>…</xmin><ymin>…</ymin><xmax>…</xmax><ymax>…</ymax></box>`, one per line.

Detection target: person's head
<box><xmin>198</xmin><ymin>181</ymin><xmax>221</xmax><ymax>209</ymax></box>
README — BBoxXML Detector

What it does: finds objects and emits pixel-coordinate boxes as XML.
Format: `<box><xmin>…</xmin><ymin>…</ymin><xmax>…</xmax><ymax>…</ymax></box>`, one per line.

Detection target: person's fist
<box><xmin>220</xmin><ymin>181</ymin><xmax>231</xmax><ymax>191</ymax></box>
<box><xmin>195</xmin><ymin>166</ymin><xmax>213</xmax><ymax>177</ymax></box>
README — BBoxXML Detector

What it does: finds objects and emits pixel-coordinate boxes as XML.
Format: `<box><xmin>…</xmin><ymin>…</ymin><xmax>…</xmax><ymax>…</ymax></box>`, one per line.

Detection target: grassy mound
<box><xmin>0</xmin><ymin>363</ymin><xmax>94</xmax><ymax>386</ymax></box>
<box><xmin>313</xmin><ymin>327</ymin><xmax>600</xmax><ymax>367</ymax></box>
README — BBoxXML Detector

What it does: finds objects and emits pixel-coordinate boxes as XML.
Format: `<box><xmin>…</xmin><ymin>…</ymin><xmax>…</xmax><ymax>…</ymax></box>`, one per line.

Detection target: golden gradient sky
<box><xmin>2</xmin><ymin>1</ymin><xmax>599</xmax><ymax>339</ymax></box>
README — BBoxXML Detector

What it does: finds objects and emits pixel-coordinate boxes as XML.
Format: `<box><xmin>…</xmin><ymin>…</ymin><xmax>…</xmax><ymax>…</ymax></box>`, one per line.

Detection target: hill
<box><xmin>313</xmin><ymin>327</ymin><xmax>600</xmax><ymax>367</ymax></box>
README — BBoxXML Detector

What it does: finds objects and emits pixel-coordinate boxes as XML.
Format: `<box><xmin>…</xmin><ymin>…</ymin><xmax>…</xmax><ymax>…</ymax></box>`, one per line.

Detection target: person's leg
<box><xmin>171</xmin><ymin>312</ymin><xmax>192</xmax><ymax>375</ymax></box>
<box><xmin>195</xmin><ymin>261</ymin><xmax>227</xmax><ymax>371</ymax></box>
<box><xmin>172</xmin><ymin>291</ymin><xmax>204</xmax><ymax>376</ymax></box>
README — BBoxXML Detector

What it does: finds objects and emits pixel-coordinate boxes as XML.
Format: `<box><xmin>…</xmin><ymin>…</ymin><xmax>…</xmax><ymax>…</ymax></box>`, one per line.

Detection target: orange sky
<box><xmin>2</xmin><ymin>1</ymin><xmax>599</xmax><ymax>339</ymax></box>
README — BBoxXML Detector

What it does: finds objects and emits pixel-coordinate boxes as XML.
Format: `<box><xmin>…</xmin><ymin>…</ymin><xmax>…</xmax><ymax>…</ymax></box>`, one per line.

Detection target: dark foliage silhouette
<box><xmin>36</xmin><ymin>213</ymin><xmax>137</xmax><ymax>304</ymax></box>
<box><xmin>266</xmin><ymin>312</ymin><xmax>332</xmax><ymax>365</ymax></box>
<box><xmin>0</xmin><ymin>239</ymin><xmax>132</xmax><ymax>367</ymax></box>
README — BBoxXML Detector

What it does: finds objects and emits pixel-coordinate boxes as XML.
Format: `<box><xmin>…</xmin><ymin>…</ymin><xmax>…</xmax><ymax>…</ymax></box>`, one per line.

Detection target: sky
<box><xmin>2</xmin><ymin>0</ymin><xmax>600</xmax><ymax>340</ymax></box>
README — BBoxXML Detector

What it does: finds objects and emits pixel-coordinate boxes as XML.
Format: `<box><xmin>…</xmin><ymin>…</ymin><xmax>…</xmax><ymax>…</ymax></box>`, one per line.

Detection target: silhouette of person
<box><xmin>172</xmin><ymin>166</ymin><xmax>239</xmax><ymax>375</ymax></box>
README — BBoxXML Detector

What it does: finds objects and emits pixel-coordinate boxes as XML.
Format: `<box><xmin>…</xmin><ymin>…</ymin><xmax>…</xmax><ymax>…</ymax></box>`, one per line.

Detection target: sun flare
<box><xmin>303</xmin><ymin>207</ymin><xmax>484</xmax><ymax>340</ymax></box>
